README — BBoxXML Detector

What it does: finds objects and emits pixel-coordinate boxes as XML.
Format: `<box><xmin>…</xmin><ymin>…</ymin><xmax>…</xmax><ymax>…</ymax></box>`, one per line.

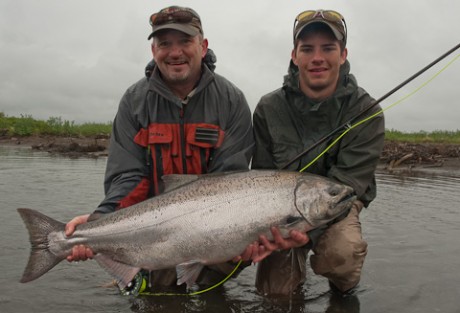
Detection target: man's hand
<box><xmin>233</xmin><ymin>227</ymin><xmax>310</xmax><ymax>263</ymax></box>
<box><xmin>65</xmin><ymin>214</ymin><xmax>95</xmax><ymax>262</ymax></box>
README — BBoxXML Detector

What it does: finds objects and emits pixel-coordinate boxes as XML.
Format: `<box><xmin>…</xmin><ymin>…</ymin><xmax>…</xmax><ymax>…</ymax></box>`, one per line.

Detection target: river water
<box><xmin>1</xmin><ymin>146</ymin><xmax>459</xmax><ymax>313</ymax></box>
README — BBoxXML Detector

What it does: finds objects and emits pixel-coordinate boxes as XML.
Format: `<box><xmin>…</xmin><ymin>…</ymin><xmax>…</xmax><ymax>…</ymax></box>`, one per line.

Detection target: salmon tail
<box><xmin>17</xmin><ymin>208</ymin><xmax>66</xmax><ymax>283</ymax></box>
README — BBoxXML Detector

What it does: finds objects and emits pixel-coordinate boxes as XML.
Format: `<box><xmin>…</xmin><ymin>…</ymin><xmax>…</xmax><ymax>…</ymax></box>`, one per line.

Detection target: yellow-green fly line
<box><xmin>300</xmin><ymin>53</ymin><xmax>459</xmax><ymax>173</ymax></box>
<box><xmin>138</xmin><ymin>260</ymin><xmax>243</xmax><ymax>296</ymax></box>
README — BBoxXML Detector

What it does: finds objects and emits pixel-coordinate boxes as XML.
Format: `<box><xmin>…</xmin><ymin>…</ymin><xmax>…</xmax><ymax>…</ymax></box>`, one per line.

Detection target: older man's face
<box><xmin>152</xmin><ymin>30</ymin><xmax>207</xmax><ymax>90</ymax></box>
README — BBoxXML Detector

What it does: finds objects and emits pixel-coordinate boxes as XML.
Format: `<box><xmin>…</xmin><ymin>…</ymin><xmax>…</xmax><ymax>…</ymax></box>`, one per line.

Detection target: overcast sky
<box><xmin>1</xmin><ymin>0</ymin><xmax>459</xmax><ymax>132</ymax></box>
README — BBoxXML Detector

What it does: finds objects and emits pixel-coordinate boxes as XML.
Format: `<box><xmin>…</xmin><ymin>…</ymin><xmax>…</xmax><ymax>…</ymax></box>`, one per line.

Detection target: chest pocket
<box><xmin>134</xmin><ymin>124</ymin><xmax>178</xmax><ymax>195</ymax></box>
<box><xmin>147</xmin><ymin>124</ymin><xmax>179</xmax><ymax>176</ymax></box>
<box><xmin>185</xmin><ymin>123</ymin><xmax>224</xmax><ymax>174</ymax></box>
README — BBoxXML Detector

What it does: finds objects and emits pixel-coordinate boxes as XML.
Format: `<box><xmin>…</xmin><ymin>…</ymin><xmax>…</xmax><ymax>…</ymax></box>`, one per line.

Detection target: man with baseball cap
<box><xmin>65</xmin><ymin>5</ymin><xmax>254</xmax><ymax>294</ymax></box>
<box><xmin>245</xmin><ymin>9</ymin><xmax>385</xmax><ymax>295</ymax></box>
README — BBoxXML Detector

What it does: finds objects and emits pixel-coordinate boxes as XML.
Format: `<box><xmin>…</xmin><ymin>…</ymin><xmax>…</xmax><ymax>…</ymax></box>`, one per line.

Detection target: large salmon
<box><xmin>17</xmin><ymin>170</ymin><xmax>355</xmax><ymax>289</ymax></box>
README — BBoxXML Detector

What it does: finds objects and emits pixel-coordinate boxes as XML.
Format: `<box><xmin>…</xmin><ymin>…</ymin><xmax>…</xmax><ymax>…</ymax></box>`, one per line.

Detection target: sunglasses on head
<box><xmin>150</xmin><ymin>7</ymin><xmax>200</xmax><ymax>27</ymax></box>
<box><xmin>294</xmin><ymin>10</ymin><xmax>347</xmax><ymax>42</ymax></box>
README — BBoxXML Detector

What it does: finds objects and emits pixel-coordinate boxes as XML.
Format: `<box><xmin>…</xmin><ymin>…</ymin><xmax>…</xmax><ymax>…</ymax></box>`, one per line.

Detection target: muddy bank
<box><xmin>379</xmin><ymin>141</ymin><xmax>460</xmax><ymax>176</ymax></box>
<box><xmin>1</xmin><ymin>135</ymin><xmax>460</xmax><ymax>175</ymax></box>
<box><xmin>0</xmin><ymin>135</ymin><xmax>110</xmax><ymax>158</ymax></box>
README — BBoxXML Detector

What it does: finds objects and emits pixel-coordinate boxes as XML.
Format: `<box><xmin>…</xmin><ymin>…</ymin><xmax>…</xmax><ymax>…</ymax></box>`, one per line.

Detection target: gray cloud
<box><xmin>1</xmin><ymin>0</ymin><xmax>458</xmax><ymax>131</ymax></box>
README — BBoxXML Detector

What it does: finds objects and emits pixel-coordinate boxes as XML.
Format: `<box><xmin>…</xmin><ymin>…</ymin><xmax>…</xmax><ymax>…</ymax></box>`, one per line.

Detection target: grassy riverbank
<box><xmin>384</xmin><ymin>129</ymin><xmax>460</xmax><ymax>144</ymax></box>
<box><xmin>0</xmin><ymin>113</ymin><xmax>111</xmax><ymax>138</ymax></box>
<box><xmin>1</xmin><ymin>113</ymin><xmax>459</xmax><ymax>143</ymax></box>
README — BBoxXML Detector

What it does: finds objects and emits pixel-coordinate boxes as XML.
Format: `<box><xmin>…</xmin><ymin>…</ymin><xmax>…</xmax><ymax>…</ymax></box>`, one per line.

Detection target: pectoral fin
<box><xmin>176</xmin><ymin>261</ymin><xmax>205</xmax><ymax>288</ymax></box>
<box><xmin>94</xmin><ymin>254</ymin><xmax>140</xmax><ymax>289</ymax></box>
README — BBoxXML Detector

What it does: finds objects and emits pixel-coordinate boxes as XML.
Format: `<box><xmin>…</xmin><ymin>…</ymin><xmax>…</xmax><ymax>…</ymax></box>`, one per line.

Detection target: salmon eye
<box><xmin>328</xmin><ymin>186</ymin><xmax>341</xmax><ymax>197</ymax></box>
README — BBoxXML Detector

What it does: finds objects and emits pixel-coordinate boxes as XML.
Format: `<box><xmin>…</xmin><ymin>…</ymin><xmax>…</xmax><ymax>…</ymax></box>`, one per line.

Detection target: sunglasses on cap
<box><xmin>293</xmin><ymin>9</ymin><xmax>347</xmax><ymax>43</ymax></box>
<box><xmin>149</xmin><ymin>6</ymin><xmax>201</xmax><ymax>27</ymax></box>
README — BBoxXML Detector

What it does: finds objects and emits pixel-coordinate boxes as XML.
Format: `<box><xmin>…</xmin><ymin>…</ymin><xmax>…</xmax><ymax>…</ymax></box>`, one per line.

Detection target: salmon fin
<box><xmin>17</xmin><ymin>208</ymin><xmax>66</xmax><ymax>283</ymax></box>
<box><xmin>285</xmin><ymin>215</ymin><xmax>304</xmax><ymax>225</ymax></box>
<box><xmin>161</xmin><ymin>174</ymin><xmax>200</xmax><ymax>193</ymax></box>
<box><xmin>274</xmin><ymin>217</ymin><xmax>306</xmax><ymax>238</ymax></box>
<box><xmin>93</xmin><ymin>254</ymin><xmax>140</xmax><ymax>289</ymax></box>
<box><xmin>176</xmin><ymin>261</ymin><xmax>204</xmax><ymax>288</ymax></box>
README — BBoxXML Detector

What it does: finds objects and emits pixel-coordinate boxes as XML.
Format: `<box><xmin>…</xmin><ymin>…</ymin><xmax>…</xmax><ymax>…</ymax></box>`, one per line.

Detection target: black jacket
<box><xmin>252</xmin><ymin>60</ymin><xmax>385</xmax><ymax>206</ymax></box>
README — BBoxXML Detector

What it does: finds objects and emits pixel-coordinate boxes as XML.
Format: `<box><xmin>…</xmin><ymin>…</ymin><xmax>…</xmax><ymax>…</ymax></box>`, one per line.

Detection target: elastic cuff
<box><xmin>94</xmin><ymin>205</ymin><xmax>115</xmax><ymax>214</ymax></box>
<box><xmin>353</xmin><ymin>200</ymin><xmax>364</xmax><ymax>214</ymax></box>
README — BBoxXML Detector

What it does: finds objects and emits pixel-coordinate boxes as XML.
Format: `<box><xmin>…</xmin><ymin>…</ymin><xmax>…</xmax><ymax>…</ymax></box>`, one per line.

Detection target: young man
<box><xmin>249</xmin><ymin>9</ymin><xmax>385</xmax><ymax>295</ymax></box>
<box><xmin>65</xmin><ymin>6</ymin><xmax>254</xmax><ymax>293</ymax></box>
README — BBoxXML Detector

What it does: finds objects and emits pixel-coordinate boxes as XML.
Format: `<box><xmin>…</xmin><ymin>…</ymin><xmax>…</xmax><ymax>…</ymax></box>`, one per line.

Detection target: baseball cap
<box><xmin>148</xmin><ymin>6</ymin><xmax>203</xmax><ymax>40</ymax></box>
<box><xmin>293</xmin><ymin>10</ymin><xmax>347</xmax><ymax>45</ymax></box>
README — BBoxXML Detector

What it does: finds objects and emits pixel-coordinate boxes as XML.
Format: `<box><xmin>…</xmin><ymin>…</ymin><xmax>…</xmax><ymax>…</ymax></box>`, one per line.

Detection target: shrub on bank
<box><xmin>385</xmin><ymin>129</ymin><xmax>460</xmax><ymax>144</ymax></box>
<box><xmin>0</xmin><ymin>113</ymin><xmax>111</xmax><ymax>137</ymax></box>
<box><xmin>1</xmin><ymin>113</ymin><xmax>459</xmax><ymax>144</ymax></box>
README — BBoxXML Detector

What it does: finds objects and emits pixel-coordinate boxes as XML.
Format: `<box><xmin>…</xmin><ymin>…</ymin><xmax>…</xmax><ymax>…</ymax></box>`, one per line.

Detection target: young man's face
<box><xmin>152</xmin><ymin>30</ymin><xmax>208</xmax><ymax>88</ymax></box>
<box><xmin>292</xmin><ymin>29</ymin><xmax>347</xmax><ymax>100</ymax></box>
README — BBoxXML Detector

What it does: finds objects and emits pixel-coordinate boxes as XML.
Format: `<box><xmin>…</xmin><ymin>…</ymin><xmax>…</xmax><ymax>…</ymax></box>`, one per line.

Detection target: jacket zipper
<box><xmin>179</xmin><ymin>106</ymin><xmax>187</xmax><ymax>173</ymax></box>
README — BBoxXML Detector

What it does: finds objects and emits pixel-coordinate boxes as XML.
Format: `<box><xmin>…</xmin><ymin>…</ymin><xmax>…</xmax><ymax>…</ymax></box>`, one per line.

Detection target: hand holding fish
<box><xmin>234</xmin><ymin>227</ymin><xmax>309</xmax><ymax>263</ymax></box>
<box><xmin>65</xmin><ymin>214</ymin><xmax>93</xmax><ymax>262</ymax></box>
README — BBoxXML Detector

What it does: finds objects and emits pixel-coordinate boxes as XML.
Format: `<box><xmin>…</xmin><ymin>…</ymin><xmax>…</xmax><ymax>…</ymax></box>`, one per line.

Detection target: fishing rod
<box><xmin>281</xmin><ymin>43</ymin><xmax>460</xmax><ymax>170</ymax></box>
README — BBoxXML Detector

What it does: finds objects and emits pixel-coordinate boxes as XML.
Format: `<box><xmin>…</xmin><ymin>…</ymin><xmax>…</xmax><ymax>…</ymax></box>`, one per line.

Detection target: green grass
<box><xmin>0</xmin><ymin>113</ymin><xmax>111</xmax><ymax>137</ymax></box>
<box><xmin>1</xmin><ymin>112</ymin><xmax>459</xmax><ymax>144</ymax></box>
<box><xmin>385</xmin><ymin>129</ymin><xmax>460</xmax><ymax>144</ymax></box>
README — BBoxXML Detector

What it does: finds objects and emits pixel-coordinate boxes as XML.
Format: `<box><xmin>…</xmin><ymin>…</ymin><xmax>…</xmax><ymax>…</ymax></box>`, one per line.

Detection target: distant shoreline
<box><xmin>0</xmin><ymin>135</ymin><xmax>110</xmax><ymax>158</ymax></box>
<box><xmin>1</xmin><ymin>135</ymin><xmax>460</xmax><ymax>176</ymax></box>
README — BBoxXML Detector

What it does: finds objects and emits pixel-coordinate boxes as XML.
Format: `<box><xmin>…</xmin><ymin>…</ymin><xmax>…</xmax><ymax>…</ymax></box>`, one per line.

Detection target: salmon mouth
<box><xmin>338</xmin><ymin>192</ymin><xmax>356</xmax><ymax>205</ymax></box>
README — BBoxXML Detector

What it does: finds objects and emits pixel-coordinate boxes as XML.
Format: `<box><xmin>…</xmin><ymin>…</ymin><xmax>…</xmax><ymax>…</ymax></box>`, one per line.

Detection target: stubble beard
<box><xmin>165</xmin><ymin>68</ymin><xmax>191</xmax><ymax>84</ymax></box>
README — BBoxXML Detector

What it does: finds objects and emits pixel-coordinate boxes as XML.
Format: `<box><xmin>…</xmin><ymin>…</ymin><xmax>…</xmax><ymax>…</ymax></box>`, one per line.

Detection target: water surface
<box><xmin>1</xmin><ymin>147</ymin><xmax>459</xmax><ymax>313</ymax></box>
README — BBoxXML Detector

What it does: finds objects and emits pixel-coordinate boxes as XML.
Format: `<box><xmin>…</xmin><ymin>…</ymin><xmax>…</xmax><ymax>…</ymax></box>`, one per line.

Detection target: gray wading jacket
<box><xmin>252</xmin><ymin>60</ymin><xmax>385</xmax><ymax>206</ymax></box>
<box><xmin>95</xmin><ymin>51</ymin><xmax>254</xmax><ymax>214</ymax></box>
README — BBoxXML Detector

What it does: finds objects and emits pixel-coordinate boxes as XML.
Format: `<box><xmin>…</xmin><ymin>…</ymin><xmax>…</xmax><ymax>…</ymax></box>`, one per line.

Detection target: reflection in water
<box><xmin>125</xmin><ymin>267</ymin><xmax>363</xmax><ymax>313</ymax></box>
<box><xmin>1</xmin><ymin>147</ymin><xmax>460</xmax><ymax>313</ymax></box>
<box><xmin>129</xmin><ymin>288</ymin><xmax>360</xmax><ymax>313</ymax></box>
<box><xmin>326</xmin><ymin>294</ymin><xmax>360</xmax><ymax>313</ymax></box>
<box><xmin>130</xmin><ymin>288</ymin><xmax>234</xmax><ymax>313</ymax></box>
